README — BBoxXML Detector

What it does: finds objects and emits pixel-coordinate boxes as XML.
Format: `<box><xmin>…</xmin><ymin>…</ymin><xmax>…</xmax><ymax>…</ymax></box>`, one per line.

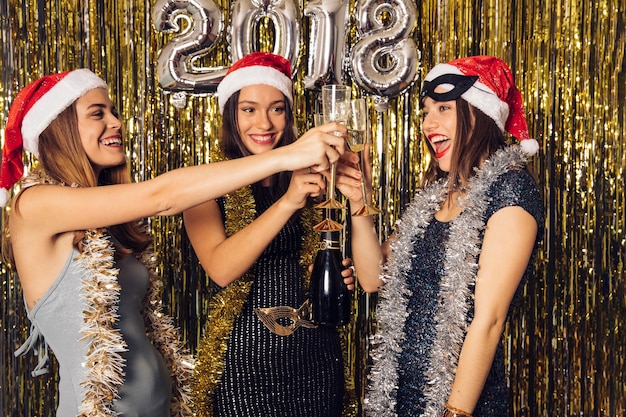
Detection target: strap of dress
<box><xmin>14</xmin><ymin>322</ymin><xmax>50</xmax><ymax>377</ymax></box>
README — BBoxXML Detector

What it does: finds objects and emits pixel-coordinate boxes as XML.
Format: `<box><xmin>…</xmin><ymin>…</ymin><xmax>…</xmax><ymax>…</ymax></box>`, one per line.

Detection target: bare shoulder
<box><xmin>9</xmin><ymin>184</ymin><xmax>63</xmax><ymax>228</ymax></box>
<box><xmin>9</xmin><ymin>186</ymin><xmax>77</xmax><ymax>308</ymax></box>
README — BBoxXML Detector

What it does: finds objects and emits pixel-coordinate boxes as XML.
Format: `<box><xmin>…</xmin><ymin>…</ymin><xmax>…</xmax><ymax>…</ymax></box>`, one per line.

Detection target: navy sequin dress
<box><xmin>397</xmin><ymin>169</ymin><xmax>543</xmax><ymax>417</ymax></box>
<box><xmin>213</xmin><ymin>186</ymin><xmax>344</xmax><ymax>417</ymax></box>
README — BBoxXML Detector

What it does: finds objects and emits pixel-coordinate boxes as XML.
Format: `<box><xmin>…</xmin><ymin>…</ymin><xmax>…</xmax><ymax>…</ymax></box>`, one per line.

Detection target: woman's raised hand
<box><xmin>280</xmin><ymin>168</ymin><xmax>327</xmax><ymax>211</ymax></box>
<box><xmin>335</xmin><ymin>146</ymin><xmax>367</xmax><ymax>206</ymax></box>
<box><xmin>280</xmin><ymin>122</ymin><xmax>348</xmax><ymax>173</ymax></box>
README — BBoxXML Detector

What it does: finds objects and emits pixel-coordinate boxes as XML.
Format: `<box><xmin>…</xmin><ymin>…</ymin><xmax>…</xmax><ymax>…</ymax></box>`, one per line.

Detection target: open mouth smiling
<box><xmin>249</xmin><ymin>133</ymin><xmax>276</xmax><ymax>145</ymax></box>
<box><xmin>429</xmin><ymin>135</ymin><xmax>451</xmax><ymax>159</ymax></box>
<box><xmin>100</xmin><ymin>137</ymin><xmax>122</xmax><ymax>146</ymax></box>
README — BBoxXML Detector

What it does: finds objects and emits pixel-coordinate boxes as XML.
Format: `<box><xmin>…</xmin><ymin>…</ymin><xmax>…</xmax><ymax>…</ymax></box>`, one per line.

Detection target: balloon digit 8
<box><xmin>349</xmin><ymin>0</ymin><xmax>420</xmax><ymax>101</ymax></box>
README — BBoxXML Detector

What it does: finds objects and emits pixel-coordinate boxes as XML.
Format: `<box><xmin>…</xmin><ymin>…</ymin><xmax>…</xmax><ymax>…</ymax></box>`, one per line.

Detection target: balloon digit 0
<box><xmin>229</xmin><ymin>0</ymin><xmax>301</xmax><ymax>72</ymax></box>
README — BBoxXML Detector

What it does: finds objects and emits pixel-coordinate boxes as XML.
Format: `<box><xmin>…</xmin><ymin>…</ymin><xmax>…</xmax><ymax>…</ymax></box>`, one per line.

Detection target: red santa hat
<box><xmin>0</xmin><ymin>69</ymin><xmax>107</xmax><ymax>206</ymax></box>
<box><xmin>217</xmin><ymin>52</ymin><xmax>293</xmax><ymax>114</ymax></box>
<box><xmin>421</xmin><ymin>55</ymin><xmax>539</xmax><ymax>155</ymax></box>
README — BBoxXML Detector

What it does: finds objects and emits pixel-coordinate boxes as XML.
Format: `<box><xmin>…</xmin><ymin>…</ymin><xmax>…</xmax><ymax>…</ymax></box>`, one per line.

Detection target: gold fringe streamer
<box><xmin>1</xmin><ymin>0</ymin><xmax>624</xmax><ymax>416</ymax></box>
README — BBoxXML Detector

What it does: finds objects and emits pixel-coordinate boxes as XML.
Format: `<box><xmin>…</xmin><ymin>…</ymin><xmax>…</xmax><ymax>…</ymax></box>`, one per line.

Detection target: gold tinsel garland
<box><xmin>77</xmin><ymin>228</ymin><xmax>128</xmax><ymax>417</ymax></box>
<box><xmin>141</xmin><ymin>252</ymin><xmax>195</xmax><ymax>416</ymax></box>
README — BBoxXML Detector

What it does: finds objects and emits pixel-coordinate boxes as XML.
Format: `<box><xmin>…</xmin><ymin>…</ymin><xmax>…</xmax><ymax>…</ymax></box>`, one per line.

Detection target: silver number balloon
<box><xmin>350</xmin><ymin>0</ymin><xmax>419</xmax><ymax>102</ymax></box>
<box><xmin>152</xmin><ymin>0</ymin><xmax>226</xmax><ymax>93</ymax></box>
<box><xmin>303</xmin><ymin>0</ymin><xmax>349</xmax><ymax>90</ymax></box>
<box><xmin>229</xmin><ymin>0</ymin><xmax>301</xmax><ymax>70</ymax></box>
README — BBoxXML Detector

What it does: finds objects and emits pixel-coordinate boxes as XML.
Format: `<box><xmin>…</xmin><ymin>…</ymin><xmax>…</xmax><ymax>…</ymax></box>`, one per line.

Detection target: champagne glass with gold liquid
<box><xmin>347</xmin><ymin>98</ymin><xmax>381</xmax><ymax>216</ymax></box>
<box><xmin>314</xmin><ymin>85</ymin><xmax>349</xmax><ymax>231</ymax></box>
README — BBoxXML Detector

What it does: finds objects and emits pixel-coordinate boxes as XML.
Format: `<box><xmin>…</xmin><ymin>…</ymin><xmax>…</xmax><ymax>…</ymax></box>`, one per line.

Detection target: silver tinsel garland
<box><xmin>364</xmin><ymin>146</ymin><xmax>527</xmax><ymax>417</ymax></box>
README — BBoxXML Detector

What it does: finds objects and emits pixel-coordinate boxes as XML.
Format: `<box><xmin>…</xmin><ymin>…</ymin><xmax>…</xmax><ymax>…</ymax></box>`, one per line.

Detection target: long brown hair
<box><xmin>422</xmin><ymin>98</ymin><xmax>509</xmax><ymax>193</ymax></box>
<box><xmin>3</xmin><ymin>100</ymin><xmax>151</xmax><ymax>264</ymax></box>
<box><xmin>220</xmin><ymin>89</ymin><xmax>297</xmax><ymax>198</ymax></box>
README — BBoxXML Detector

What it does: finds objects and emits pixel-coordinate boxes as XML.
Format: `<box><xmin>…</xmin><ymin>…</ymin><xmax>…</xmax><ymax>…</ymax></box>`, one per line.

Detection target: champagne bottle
<box><xmin>309</xmin><ymin>230</ymin><xmax>351</xmax><ymax>326</ymax></box>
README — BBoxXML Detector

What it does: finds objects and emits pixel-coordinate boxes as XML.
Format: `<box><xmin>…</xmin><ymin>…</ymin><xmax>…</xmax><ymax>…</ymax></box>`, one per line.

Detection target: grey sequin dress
<box><xmin>397</xmin><ymin>169</ymin><xmax>543</xmax><ymax>417</ymax></box>
<box><xmin>212</xmin><ymin>186</ymin><xmax>344</xmax><ymax>417</ymax></box>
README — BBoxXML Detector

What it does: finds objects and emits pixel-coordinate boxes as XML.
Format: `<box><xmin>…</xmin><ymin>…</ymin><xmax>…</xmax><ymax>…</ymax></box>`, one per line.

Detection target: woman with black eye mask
<box><xmin>336</xmin><ymin>56</ymin><xmax>544</xmax><ymax>417</ymax></box>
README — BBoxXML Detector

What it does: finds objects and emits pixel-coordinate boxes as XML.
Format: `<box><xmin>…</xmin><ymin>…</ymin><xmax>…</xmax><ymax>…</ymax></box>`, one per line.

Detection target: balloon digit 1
<box><xmin>303</xmin><ymin>0</ymin><xmax>350</xmax><ymax>90</ymax></box>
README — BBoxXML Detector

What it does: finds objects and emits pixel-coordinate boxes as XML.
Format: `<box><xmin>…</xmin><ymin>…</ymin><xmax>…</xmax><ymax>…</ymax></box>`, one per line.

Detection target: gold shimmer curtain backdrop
<box><xmin>1</xmin><ymin>0</ymin><xmax>624</xmax><ymax>416</ymax></box>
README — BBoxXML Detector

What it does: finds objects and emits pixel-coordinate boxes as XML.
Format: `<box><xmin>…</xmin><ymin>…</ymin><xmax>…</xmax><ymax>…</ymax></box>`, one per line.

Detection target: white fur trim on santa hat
<box><xmin>217</xmin><ymin>66</ymin><xmax>293</xmax><ymax>114</ymax></box>
<box><xmin>0</xmin><ymin>188</ymin><xmax>9</xmax><ymax>207</ymax></box>
<box><xmin>21</xmin><ymin>69</ymin><xmax>107</xmax><ymax>158</ymax></box>
<box><xmin>424</xmin><ymin>63</ymin><xmax>509</xmax><ymax>132</ymax></box>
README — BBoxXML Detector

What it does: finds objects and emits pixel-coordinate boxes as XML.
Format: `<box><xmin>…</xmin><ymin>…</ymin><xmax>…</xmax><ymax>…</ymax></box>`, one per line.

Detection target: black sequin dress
<box><xmin>213</xmin><ymin>186</ymin><xmax>344</xmax><ymax>417</ymax></box>
<box><xmin>397</xmin><ymin>169</ymin><xmax>543</xmax><ymax>417</ymax></box>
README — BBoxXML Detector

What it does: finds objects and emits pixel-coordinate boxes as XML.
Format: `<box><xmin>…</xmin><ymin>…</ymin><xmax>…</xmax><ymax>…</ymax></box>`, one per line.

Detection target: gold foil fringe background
<box><xmin>0</xmin><ymin>0</ymin><xmax>624</xmax><ymax>415</ymax></box>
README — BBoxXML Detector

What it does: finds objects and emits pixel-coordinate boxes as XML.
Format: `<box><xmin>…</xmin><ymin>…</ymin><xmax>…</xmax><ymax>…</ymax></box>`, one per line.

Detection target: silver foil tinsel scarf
<box><xmin>0</xmin><ymin>0</ymin><xmax>624</xmax><ymax>416</ymax></box>
<box><xmin>365</xmin><ymin>146</ymin><xmax>528</xmax><ymax>416</ymax></box>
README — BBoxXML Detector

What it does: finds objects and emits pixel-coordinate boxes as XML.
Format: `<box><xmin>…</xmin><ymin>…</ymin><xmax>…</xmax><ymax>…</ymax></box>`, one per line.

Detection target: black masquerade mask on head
<box><xmin>420</xmin><ymin>73</ymin><xmax>479</xmax><ymax>102</ymax></box>
<box><xmin>419</xmin><ymin>56</ymin><xmax>539</xmax><ymax>155</ymax></box>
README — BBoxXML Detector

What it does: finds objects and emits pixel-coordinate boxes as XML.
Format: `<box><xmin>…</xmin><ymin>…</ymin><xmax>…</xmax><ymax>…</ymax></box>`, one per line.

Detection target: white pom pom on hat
<box><xmin>0</xmin><ymin>69</ymin><xmax>107</xmax><ymax>207</ymax></box>
<box><xmin>217</xmin><ymin>52</ymin><xmax>293</xmax><ymax>114</ymax></box>
<box><xmin>423</xmin><ymin>55</ymin><xmax>539</xmax><ymax>155</ymax></box>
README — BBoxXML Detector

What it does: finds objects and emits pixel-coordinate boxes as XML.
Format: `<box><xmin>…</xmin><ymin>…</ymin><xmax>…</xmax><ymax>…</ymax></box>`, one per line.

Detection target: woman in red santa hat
<box><xmin>336</xmin><ymin>56</ymin><xmax>544</xmax><ymax>416</ymax></box>
<box><xmin>183</xmin><ymin>52</ymin><xmax>357</xmax><ymax>417</ymax></box>
<box><xmin>0</xmin><ymin>68</ymin><xmax>346</xmax><ymax>417</ymax></box>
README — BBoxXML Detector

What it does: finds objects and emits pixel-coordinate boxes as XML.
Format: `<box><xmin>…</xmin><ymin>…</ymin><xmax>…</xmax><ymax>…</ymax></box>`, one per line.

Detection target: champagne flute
<box><xmin>314</xmin><ymin>85</ymin><xmax>349</xmax><ymax>231</ymax></box>
<box><xmin>317</xmin><ymin>84</ymin><xmax>349</xmax><ymax>210</ymax></box>
<box><xmin>313</xmin><ymin>113</ymin><xmax>324</xmax><ymax>128</ymax></box>
<box><xmin>347</xmin><ymin>98</ymin><xmax>381</xmax><ymax>216</ymax></box>
<box><xmin>313</xmin><ymin>111</ymin><xmax>342</xmax><ymax>231</ymax></box>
